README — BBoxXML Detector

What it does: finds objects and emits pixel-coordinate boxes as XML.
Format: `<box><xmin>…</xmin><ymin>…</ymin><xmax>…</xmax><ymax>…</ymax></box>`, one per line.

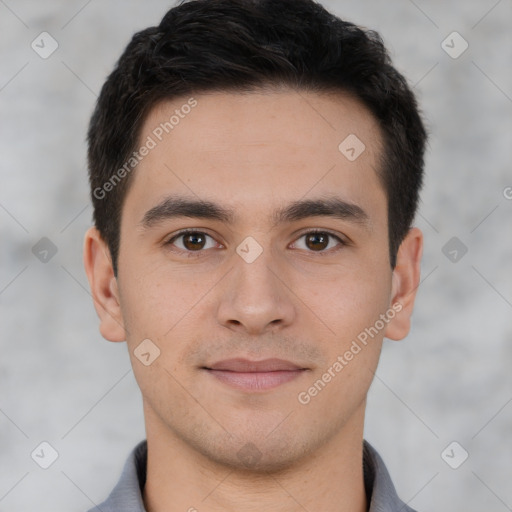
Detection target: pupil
<box><xmin>307</xmin><ymin>233</ymin><xmax>327</xmax><ymax>251</ymax></box>
<box><xmin>185</xmin><ymin>233</ymin><xmax>204</xmax><ymax>250</ymax></box>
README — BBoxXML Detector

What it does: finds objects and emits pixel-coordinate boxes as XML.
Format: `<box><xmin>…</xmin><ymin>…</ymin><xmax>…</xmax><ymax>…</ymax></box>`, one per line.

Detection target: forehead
<box><xmin>145</xmin><ymin>88</ymin><xmax>382</xmax><ymax>156</ymax></box>
<box><xmin>123</xmin><ymin>89</ymin><xmax>386</xmax><ymax>226</ymax></box>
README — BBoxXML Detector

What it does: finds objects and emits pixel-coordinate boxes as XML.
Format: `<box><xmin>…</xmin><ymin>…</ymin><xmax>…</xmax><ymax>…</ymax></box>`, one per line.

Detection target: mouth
<box><xmin>202</xmin><ymin>358</ymin><xmax>309</xmax><ymax>392</ymax></box>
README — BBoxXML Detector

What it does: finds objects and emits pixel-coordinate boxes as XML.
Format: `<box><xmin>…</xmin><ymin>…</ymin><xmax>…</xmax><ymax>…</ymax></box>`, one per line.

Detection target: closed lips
<box><xmin>204</xmin><ymin>358</ymin><xmax>306</xmax><ymax>372</ymax></box>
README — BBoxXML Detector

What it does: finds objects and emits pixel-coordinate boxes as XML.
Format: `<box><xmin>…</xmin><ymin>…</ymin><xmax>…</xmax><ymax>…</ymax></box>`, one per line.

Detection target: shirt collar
<box><xmin>91</xmin><ymin>439</ymin><xmax>417</xmax><ymax>512</ymax></box>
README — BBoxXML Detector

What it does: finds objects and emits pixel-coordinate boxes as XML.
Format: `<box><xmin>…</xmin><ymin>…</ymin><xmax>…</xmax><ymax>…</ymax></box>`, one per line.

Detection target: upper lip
<box><xmin>204</xmin><ymin>358</ymin><xmax>305</xmax><ymax>372</ymax></box>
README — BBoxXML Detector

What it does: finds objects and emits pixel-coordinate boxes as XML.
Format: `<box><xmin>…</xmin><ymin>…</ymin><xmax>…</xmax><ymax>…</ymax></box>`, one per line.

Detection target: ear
<box><xmin>384</xmin><ymin>227</ymin><xmax>423</xmax><ymax>341</ymax></box>
<box><xmin>83</xmin><ymin>226</ymin><xmax>126</xmax><ymax>342</ymax></box>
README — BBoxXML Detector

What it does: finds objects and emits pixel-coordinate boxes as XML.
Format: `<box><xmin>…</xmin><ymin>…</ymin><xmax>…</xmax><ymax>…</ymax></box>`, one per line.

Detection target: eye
<box><xmin>291</xmin><ymin>230</ymin><xmax>346</xmax><ymax>254</ymax></box>
<box><xmin>164</xmin><ymin>229</ymin><xmax>347</xmax><ymax>257</ymax></box>
<box><xmin>165</xmin><ymin>230</ymin><xmax>220</xmax><ymax>254</ymax></box>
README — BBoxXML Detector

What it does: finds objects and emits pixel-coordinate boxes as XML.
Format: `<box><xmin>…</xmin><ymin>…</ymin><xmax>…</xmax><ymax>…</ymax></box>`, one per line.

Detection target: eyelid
<box><xmin>293</xmin><ymin>227</ymin><xmax>349</xmax><ymax>244</ymax></box>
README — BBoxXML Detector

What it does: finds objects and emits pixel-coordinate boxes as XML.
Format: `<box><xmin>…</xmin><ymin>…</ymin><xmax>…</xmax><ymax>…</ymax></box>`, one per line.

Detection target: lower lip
<box><xmin>205</xmin><ymin>369</ymin><xmax>306</xmax><ymax>391</ymax></box>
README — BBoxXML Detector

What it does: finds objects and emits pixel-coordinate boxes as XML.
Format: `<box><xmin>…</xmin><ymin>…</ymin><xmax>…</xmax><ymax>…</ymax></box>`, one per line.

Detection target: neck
<box><xmin>142</xmin><ymin>403</ymin><xmax>368</xmax><ymax>512</ymax></box>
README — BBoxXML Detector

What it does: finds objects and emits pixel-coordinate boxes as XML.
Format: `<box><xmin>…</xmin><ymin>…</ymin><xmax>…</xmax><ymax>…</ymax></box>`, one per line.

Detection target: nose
<box><xmin>216</xmin><ymin>243</ymin><xmax>296</xmax><ymax>335</ymax></box>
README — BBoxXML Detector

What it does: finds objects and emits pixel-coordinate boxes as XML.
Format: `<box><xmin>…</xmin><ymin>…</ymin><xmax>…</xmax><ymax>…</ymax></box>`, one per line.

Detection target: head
<box><xmin>84</xmin><ymin>0</ymin><xmax>426</xmax><ymax>472</ymax></box>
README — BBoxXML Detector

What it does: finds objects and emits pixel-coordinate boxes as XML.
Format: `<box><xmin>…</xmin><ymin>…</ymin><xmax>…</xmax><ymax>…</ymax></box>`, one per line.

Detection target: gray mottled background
<box><xmin>1</xmin><ymin>0</ymin><xmax>511</xmax><ymax>511</ymax></box>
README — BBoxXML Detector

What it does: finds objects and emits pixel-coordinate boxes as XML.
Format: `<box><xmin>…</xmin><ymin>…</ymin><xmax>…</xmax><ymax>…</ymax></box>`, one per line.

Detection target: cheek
<box><xmin>303</xmin><ymin>263</ymin><xmax>392</xmax><ymax>340</ymax></box>
<box><xmin>294</xmin><ymin>274</ymin><xmax>389</xmax><ymax>419</ymax></box>
<box><xmin>119</xmin><ymin>262</ymin><xmax>207</xmax><ymax>340</ymax></box>
<box><xmin>120</xmin><ymin>269</ymin><xmax>205</xmax><ymax>407</ymax></box>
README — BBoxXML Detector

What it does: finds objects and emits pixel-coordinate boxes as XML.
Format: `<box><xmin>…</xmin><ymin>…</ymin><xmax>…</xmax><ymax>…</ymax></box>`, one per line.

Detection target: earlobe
<box><xmin>384</xmin><ymin>227</ymin><xmax>423</xmax><ymax>341</ymax></box>
<box><xmin>83</xmin><ymin>227</ymin><xmax>126</xmax><ymax>342</ymax></box>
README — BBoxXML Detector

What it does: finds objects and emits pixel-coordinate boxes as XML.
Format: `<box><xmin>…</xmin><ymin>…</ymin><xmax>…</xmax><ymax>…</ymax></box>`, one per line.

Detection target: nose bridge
<box><xmin>233</xmin><ymin>235</ymin><xmax>281</xmax><ymax>303</ymax></box>
<box><xmin>216</xmin><ymin>235</ymin><xmax>295</xmax><ymax>332</ymax></box>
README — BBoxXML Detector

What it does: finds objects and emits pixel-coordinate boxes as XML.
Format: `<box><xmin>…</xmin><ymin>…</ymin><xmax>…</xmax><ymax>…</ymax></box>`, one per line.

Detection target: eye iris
<box><xmin>183</xmin><ymin>232</ymin><xmax>205</xmax><ymax>250</ymax></box>
<box><xmin>306</xmin><ymin>232</ymin><xmax>328</xmax><ymax>251</ymax></box>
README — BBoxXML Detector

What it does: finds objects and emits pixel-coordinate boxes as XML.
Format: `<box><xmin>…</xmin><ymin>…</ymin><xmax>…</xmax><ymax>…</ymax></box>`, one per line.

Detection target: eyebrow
<box><xmin>139</xmin><ymin>194</ymin><xmax>370</xmax><ymax>231</ymax></box>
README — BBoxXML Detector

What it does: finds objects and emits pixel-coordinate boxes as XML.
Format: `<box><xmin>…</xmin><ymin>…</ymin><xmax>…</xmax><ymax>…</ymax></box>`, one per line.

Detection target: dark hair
<box><xmin>87</xmin><ymin>0</ymin><xmax>427</xmax><ymax>276</ymax></box>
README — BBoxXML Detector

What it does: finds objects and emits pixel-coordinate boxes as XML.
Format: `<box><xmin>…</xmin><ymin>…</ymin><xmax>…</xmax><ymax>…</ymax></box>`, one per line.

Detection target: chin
<box><xmin>211</xmin><ymin>447</ymin><xmax>306</xmax><ymax>474</ymax></box>
<box><xmin>191</xmin><ymin>429</ymin><xmax>314</xmax><ymax>475</ymax></box>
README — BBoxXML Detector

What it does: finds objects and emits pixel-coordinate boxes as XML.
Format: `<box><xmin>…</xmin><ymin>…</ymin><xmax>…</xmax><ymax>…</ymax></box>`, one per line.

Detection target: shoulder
<box><xmin>85</xmin><ymin>440</ymin><xmax>148</xmax><ymax>512</ymax></box>
<box><xmin>363</xmin><ymin>440</ymin><xmax>420</xmax><ymax>512</ymax></box>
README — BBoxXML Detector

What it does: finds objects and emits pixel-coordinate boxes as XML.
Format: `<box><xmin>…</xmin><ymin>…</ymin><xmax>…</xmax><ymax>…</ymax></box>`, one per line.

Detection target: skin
<box><xmin>84</xmin><ymin>89</ymin><xmax>422</xmax><ymax>512</ymax></box>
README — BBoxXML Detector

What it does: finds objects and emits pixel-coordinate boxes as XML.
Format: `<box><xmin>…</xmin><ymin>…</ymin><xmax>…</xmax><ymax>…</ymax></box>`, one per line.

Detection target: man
<box><xmin>83</xmin><ymin>0</ymin><xmax>426</xmax><ymax>510</ymax></box>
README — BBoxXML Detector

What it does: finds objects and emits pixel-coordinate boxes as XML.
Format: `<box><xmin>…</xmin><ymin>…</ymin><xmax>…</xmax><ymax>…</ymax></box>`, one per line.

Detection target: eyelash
<box><xmin>163</xmin><ymin>229</ymin><xmax>347</xmax><ymax>257</ymax></box>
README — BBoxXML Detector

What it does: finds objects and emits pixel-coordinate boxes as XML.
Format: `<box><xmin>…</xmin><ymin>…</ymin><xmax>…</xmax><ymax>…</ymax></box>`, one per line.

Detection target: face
<box><xmin>85</xmin><ymin>89</ymin><xmax>422</xmax><ymax>472</ymax></box>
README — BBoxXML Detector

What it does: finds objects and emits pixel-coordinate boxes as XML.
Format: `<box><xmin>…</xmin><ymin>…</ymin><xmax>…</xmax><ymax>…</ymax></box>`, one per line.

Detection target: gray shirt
<box><xmin>87</xmin><ymin>440</ymin><xmax>418</xmax><ymax>511</ymax></box>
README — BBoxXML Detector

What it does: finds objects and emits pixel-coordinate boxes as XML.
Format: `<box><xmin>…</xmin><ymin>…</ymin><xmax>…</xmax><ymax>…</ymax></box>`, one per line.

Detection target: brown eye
<box><xmin>166</xmin><ymin>231</ymin><xmax>217</xmax><ymax>253</ymax></box>
<box><xmin>292</xmin><ymin>230</ymin><xmax>345</xmax><ymax>255</ymax></box>
<box><xmin>181</xmin><ymin>232</ymin><xmax>206</xmax><ymax>251</ymax></box>
<box><xmin>305</xmin><ymin>232</ymin><xmax>330</xmax><ymax>251</ymax></box>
